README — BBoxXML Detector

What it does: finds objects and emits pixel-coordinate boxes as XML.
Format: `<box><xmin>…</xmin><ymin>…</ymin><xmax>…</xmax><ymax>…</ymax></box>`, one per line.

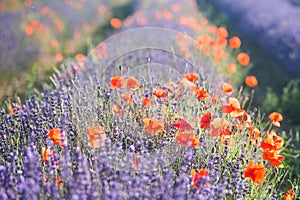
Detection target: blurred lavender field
<box><xmin>206</xmin><ymin>0</ymin><xmax>300</xmax><ymax>75</ymax></box>
<box><xmin>0</xmin><ymin>0</ymin><xmax>135</xmax><ymax>99</ymax></box>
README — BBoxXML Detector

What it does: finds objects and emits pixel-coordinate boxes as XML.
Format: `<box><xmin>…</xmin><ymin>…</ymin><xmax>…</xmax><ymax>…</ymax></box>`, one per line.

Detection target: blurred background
<box><xmin>0</xmin><ymin>0</ymin><xmax>299</xmax><ymax>178</ymax></box>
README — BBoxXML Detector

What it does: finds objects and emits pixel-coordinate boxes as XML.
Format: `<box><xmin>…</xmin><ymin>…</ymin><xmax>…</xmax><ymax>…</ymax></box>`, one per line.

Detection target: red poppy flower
<box><xmin>110</xmin><ymin>76</ymin><xmax>125</xmax><ymax>89</ymax></box>
<box><xmin>191</xmin><ymin>169</ymin><xmax>209</xmax><ymax>188</ymax></box>
<box><xmin>222</xmin><ymin>97</ymin><xmax>244</xmax><ymax>117</ymax></box>
<box><xmin>143</xmin><ymin>97</ymin><xmax>152</xmax><ymax>107</ymax></box>
<box><xmin>184</xmin><ymin>73</ymin><xmax>198</xmax><ymax>82</ymax></box>
<box><xmin>153</xmin><ymin>88</ymin><xmax>167</xmax><ymax>98</ymax></box>
<box><xmin>259</xmin><ymin>130</ymin><xmax>284</xmax><ymax>151</ymax></box>
<box><xmin>243</xmin><ymin>160</ymin><xmax>266</xmax><ymax>185</ymax></box>
<box><xmin>200</xmin><ymin>112</ymin><xmax>211</xmax><ymax>129</ymax></box>
<box><xmin>195</xmin><ymin>88</ymin><xmax>210</xmax><ymax>100</ymax></box>
<box><xmin>283</xmin><ymin>188</ymin><xmax>295</xmax><ymax>200</ymax></box>
<box><xmin>172</xmin><ymin>118</ymin><xmax>194</xmax><ymax>132</ymax></box>
<box><xmin>42</xmin><ymin>147</ymin><xmax>54</xmax><ymax>162</ymax></box>
<box><xmin>262</xmin><ymin>150</ymin><xmax>285</xmax><ymax>167</ymax></box>
<box><xmin>48</xmin><ymin>128</ymin><xmax>65</xmax><ymax>148</ymax></box>
<box><xmin>134</xmin><ymin>153</ymin><xmax>139</xmax><ymax>168</ymax></box>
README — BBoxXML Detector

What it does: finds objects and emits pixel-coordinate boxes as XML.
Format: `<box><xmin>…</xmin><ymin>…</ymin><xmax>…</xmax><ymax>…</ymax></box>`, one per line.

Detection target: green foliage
<box><xmin>263</xmin><ymin>79</ymin><xmax>300</xmax><ymax>125</ymax></box>
<box><xmin>281</xmin><ymin>131</ymin><xmax>300</xmax><ymax>179</ymax></box>
<box><xmin>281</xmin><ymin>79</ymin><xmax>300</xmax><ymax>125</ymax></box>
<box><xmin>262</xmin><ymin>87</ymin><xmax>279</xmax><ymax>112</ymax></box>
<box><xmin>26</xmin><ymin>65</ymin><xmax>39</xmax><ymax>93</ymax></box>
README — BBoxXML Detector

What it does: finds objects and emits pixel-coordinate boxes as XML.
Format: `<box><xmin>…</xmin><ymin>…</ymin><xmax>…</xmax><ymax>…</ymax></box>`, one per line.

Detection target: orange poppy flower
<box><xmin>191</xmin><ymin>169</ymin><xmax>209</xmax><ymax>188</ymax></box>
<box><xmin>179</xmin><ymin>78</ymin><xmax>198</xmax><ymax>93</ymax></box>
<box><xmin>42</xmin><ymin>147</ymin><xmax>54</xmax><ymax>162</ymax></box>
<box><xmin>236</xmin><ymin>111</ymin><xmax>252</xmax><ymax>127</ymax></box>
<box><xmin>222</xmin><ymin>97</ymin><xmax>244</xmax><ymax>117</ymax></box>
<box><xmin>35</xmin><ymin>23</ymin><xmax>43</xmax><ymax>31</ymax></box>
<box><xmin>86</xmin><ymin>126</ymin><xmax>107</xmax><ymax>148</ymax></box>
<box><xmin>237</xmin><ymin>52</ymin><xmax>250</xmax><ymax>66</ymax></box>
<box><xmin>260</xmin><ymin>130</ymin><xmax>284</xmax><ymax>151</ymax></box>
<box><xmin>134</xmin><ymin>153</ymin><xmax>139</xmax><ymax>168</ymax></box>
<box><xmin>25</xmin><ymin>26</ymin><xmax>34</xmax><ymax>35</ymax></box>
<box><xmin>48</xmin><ymin>128</ymin><xmax>65</xmax><ymax>148</ymax></box>
<box><xmin>209</xmin><ymin>39</ymin><xmax>217</xmax><ymax>48</ymax></box>
<box><xmin>283</xmin><ymin>188</ymin><xmax>295</xmax><ymax>200</ymax></box>
<box><xmin>211</xmin><ymin>118</ymin><xmax>230</xmax><ymax>137</ymax></box>
<box><xmin>249</xmin><ymin>126</ymin><xmax>262</xmax><ymax>144</ymax></box>
<box><xmin>184</xmin><ymin>73</ymin><xmax>198</xmax><ymax>82</ymax></box>
<box><xmin>245</xmin><ymin>76</ymin><xmax>258</xmax><ymax>88</ymax></box>
<box><xmin>196</xmin><ymin>34</ymin><xmax>211</xmax><ymax>46</ymax></box>
<box><xmin>8</xmin><ymin>103</ymin><xmax>22</xmax><ymax>115</ymax></box>
<box><xmin>200</xmin><ymin>112</ymin><xmax>211</xmax><ymax>129</ymax></box>
<box><xmin>175</xmin><ymin>132</ymin><xmax>199</xmax><ymax>147</ymax></box>
<box><xmin>143</xmin><ymin>118</ymin><xmax>164</xmax><ymax>135</ymax></box>
<box><xmin>110</xmin><ymin>18</ymin><xmax>122</xmax><ymax>29</ymax></box>
<box><xmin>112</xmin><ymin>104</ymin><xmax>122</xmax><ymax>115</ymax></box>
<box><xmin>220</xmin><ymin>82</ymin><xmax>234</xmax><ymax>93</ymax></box>
<box><xmin>227</xmin><ymin>62</ymin><xmax>236</xmax><ymax>73</ymax></box>
<box><xmin>50</xmin><ymin>38</ymin><xmax>58</xmax><ymax>47</ymax></box>
<box><xmin>55</xmin><ymin>53</ymin><xmax>64</xmax><ymax>62</ymax></box>
<box><xmin>268</xmin><ymin>112</ymin><xmax>283</xmax><ymax>127</ymax></box>
<box><xmin>217</xmin><ymin>27</ymin><xmax>228</xmax><ymax>38</ymax></box>
<box><xmin>262</xmin><ymin>150</ymin><xmax>285</xmax><ymax>167</ymax></box>
<box><xmin>126</xmin><ymin>77</ymin><xmax>139</xmax><ymax>90</ymax></box>
<box><xmin>162</xmin><ymin>10</ymin><xmax>173</xmax><ymax>20</ymax></box>
<box><xmin>172</xmin><ymin>118</ymin><xmax>194</xmax><ymax>132</ymax></box>
<box><xmin>217</xmin><ymin>37</ymin><xmax>227</xmax><ymax>47</ymax></box>
<box><xmin>143</xmin><ymin>97</ymin><xmax>152</xmax><ymax>107</ymax></box>
<box><xmin>40</xmin><ymin>6</ymin><xmax>49</xmax><ymax>15</ymax></box>
<box><xmin>122</xmin><ymin>91</ymin><xmax>134</xmax><ymax>104</ymax></box>
<box><xmin>75</xmin><ymin>53</ymin><xmax>86</xmax><ymax>64</ymax></box>
<box><xmin>229</xmin><ymin>36</ymin><xmax>241</xmax><ymax>49</ymax></box>
<box><xmin>171</xmin><ymin>4</ymin><xmax>181</xmax><ymax>12</ymax></box>
<box><xmin>56</xmin><ymin>175</ymin><xmax>63</xmax><ymax>188</ymax></box>
<box><xmin>110</xmin><ymin>76</ymin><xmax>125</xmax><ymax>89</ymax></box>
<box><xmin>153</xmin><ymin>88</ymin><xmax>167</xmax><ymax>98</ymax></box>
<box><xmin>243</xmin><ymin>160</ymin><xmax>266</xmax><ymax>185</ymax></box>
<box><xmin>195</xmin><ymin>88</ymin><xmax>210</xmax><ymax>100</ymax></box>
